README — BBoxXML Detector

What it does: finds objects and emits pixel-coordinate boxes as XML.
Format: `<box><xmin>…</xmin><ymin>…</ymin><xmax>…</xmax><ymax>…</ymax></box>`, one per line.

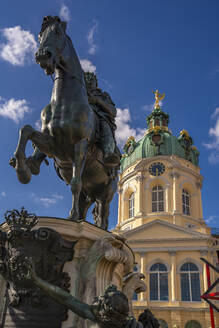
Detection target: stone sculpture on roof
<box><xmin>121</xmin><ymin>90</ymin><xmax>200</xmax><ymax>172</ymax></box>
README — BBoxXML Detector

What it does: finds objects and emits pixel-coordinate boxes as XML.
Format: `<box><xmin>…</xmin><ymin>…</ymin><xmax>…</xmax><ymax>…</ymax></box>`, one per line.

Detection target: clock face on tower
<box><xmin>149</xmin><ymin>162</ymin><xmax>165</xmax><ymax>176</ymax></box>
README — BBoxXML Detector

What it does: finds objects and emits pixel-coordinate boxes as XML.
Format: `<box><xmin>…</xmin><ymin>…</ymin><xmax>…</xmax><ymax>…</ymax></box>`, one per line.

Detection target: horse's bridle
<box><xmin>50</xmin><ymin>37</ymin><xmax>84</xmax><ymax>86</ymax></box>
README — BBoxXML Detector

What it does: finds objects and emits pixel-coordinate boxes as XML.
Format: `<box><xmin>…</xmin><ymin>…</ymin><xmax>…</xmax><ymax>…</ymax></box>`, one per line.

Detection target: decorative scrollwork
<box><xmin>4</xmin><ymin>207</ymin><xmax>38</xmax><ymax>233</ymax></box>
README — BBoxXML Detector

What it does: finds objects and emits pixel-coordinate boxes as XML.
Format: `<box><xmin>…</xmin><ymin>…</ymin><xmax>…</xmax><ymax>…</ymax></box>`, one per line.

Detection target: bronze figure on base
<box><xmin>10</xmin><ymin>16</ymin><xmax>121</xmax><ymax>230</ymax></box>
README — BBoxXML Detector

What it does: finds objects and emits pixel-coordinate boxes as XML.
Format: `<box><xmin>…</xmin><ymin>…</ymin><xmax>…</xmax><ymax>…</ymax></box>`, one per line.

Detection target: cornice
<box><xmin>121</xmin><ymin>219</ymin><xmax>210</xmax><ymax>238</ymax></box>
<box><xmin>0</xmin><ymin>216</ymin><xmax>111</xmax><ymax>241</ymax></box>
<box><xmin>132</xmin><ymin>305</ymin><xmax>208</xmax><ymax>312</ymax></box>
<box><xmin>119</xmin><ymin>213</ymin><xmax>206</xmax><ymax>228</ymax></box>
<box><xmin>119</xmin><ymin>155</ymin><xmax>203</xmax><ymax>186</ymax></box>
<box><xmin>130</xmin><ymin>246</ymin><xmax>210</xmax><ymax>252</ymax></box>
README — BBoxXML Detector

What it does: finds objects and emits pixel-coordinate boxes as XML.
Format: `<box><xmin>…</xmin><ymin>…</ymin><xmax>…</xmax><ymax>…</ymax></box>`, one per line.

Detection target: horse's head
<box><xmin>35</xmin><ymin>16</ymin><xmax>67</xmax><ymax>75</ymax></box>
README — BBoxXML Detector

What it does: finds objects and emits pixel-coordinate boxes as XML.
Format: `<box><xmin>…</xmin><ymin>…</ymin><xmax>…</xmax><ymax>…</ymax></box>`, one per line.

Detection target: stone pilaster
<box><xmin>169</xmin><ymin>251</ymin><xmax>177</xmax><ymax>302</ymax></box>
<box><xmin>200</xmin><ymin>250</ymin><xmax>208</xmax><ymax>293</ymax></box>
<box><xmin>170</xmin><ymin>172</ymin><xmax>180</xmax><ymax>223</ymax></box>
<box><xmin>135</xmin><ymin>174</ymin><xmax>145</xmax><ymax>216</ymax></box>
<box><xmin>139</xmin><ymin>252</ymin><xmax>147</xmax><ymax>301</ymax></box>
<box><xmin>117</xmin><ymin>187</ymin><xmax>123</xmax><ymax>225</ymax></box>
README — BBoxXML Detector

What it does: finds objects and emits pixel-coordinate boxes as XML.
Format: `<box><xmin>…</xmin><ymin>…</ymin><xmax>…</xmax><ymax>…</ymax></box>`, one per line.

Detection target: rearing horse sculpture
<box><xmin>10</xmin><ymin>16</ymin><xmax>119</xmax><ymax>230</ymax></box>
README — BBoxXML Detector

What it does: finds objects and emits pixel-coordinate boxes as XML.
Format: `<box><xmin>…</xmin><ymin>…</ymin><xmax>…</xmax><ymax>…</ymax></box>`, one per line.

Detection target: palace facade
<box><xmin>115</xmin><ymin>94</ymin><xmax>219</xmax><ymax>328</ymax></box>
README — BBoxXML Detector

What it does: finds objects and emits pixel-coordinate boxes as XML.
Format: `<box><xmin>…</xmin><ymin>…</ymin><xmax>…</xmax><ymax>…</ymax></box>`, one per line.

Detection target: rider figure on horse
<box><xmin>85</xmin><ymin>72</ymin><xmax>120</xmax><ymax>167</ymax></box>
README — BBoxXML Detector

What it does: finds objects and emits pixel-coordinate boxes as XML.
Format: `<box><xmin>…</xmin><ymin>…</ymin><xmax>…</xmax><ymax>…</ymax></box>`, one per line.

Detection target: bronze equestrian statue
<box><xmin>10</xmin><ymin>16</ymin><xmax>120</xmax><ymax>230</ymax></box>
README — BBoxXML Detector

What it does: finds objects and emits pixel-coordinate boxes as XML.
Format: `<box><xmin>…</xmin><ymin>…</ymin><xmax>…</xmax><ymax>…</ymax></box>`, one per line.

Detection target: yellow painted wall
<box><xmin>116</xmin><ymin>154</ymin><xmax>219</xmax><ymax>328</ymax></box>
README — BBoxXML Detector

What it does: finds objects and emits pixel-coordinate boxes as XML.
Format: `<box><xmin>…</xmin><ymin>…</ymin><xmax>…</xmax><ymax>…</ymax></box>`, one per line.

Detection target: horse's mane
<box><xmin>39</xmin><ymin>16</ymin><xmax>65</xmax><ymax>38</ymax></box>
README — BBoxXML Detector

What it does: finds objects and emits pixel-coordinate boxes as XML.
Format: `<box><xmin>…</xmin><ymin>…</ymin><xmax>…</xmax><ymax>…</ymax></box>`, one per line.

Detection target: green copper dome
<box><xmin>120</xmin><ymin>106</ymin><xmax>199</xmax><ymax>172</ymax></box>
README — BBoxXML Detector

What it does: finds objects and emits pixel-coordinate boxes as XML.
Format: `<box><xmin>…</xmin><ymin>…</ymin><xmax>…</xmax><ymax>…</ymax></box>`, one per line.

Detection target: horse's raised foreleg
<box><xmin>26</xmin><ymin>147</ymin><xmax>47</xmax><ymax>176</ymax></box>
<box><xmin>13</xmin><ymin>125</ymin><xmax>54</xmax><ymax>184</ymax></box>
<box><xmin>69</xmin><ymin>140</ymin><xmax>88</xmax><ymax>221</ymax></box>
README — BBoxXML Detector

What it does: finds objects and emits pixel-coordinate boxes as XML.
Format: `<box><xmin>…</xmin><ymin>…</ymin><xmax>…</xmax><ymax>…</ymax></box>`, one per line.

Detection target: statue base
<box><xmin>0</xmin><ymin>217</ymin><xmax>135</xmax><ymax>328</ymax></box>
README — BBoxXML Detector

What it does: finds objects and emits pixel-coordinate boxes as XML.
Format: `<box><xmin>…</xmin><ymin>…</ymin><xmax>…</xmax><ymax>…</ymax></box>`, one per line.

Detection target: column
<box><xmin>117</xmin><ymin>187</ymin><xmax>123</xmax><ymax>226</ymax></box>
<box><xmin>135</xmin><ymin>174</ymin><xmax>145</xmax><ymax>216</ymax></box>
<box><xmin>170</xmin><ymin>172</ymin><xmax>180</xmax><ymax>224</ymax></box>
<box><xmin>200</xmin><ymin>250</ymin><xmax>208</xmax><ymax>293</ymax></box>
<box><xmin>139</xmin><ymin>252</ymin><xmax>147</xmax><ymax>301</ymax></box>
<box><xmin>170</xmin><ymin>251</ymin><xmax>177</xmax><ymax>302</ymax></box>
<box><xmin>196</xmin><ymin>181</ymin><xmax>203</xmax><ymax>219</ymax></box>
<box><xmin>165</xmin><ymin>184</ymin><xmax>170</xmax><ymax>213</ymax></box>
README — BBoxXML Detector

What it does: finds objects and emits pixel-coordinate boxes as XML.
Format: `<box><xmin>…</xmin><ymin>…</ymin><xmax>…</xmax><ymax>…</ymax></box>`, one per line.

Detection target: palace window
<box><xmin>128</xmin><ymin>192</ymin><xmax>135</xmax><ymax>218</ymax></box>
<box><xmin>185</xmin><ymin>320</ymin><xmax>202</xmax><ymax>328</ymax></box>
<box><xmin>158</xmin><ymin>319</ymin><xmax>168</xmax><ymax>328</ymax></box>
<box><xmin>150</xmin><ymin>263</ymin><xmax>168</xmax><ymax>301</ymax></box>
<box><xmin>152</xmin><ymin>186</ymin><xmax>164</xmax><ymax>212</ymax></box>
<box><xmin>182</xmin><ymin>189</ymin><xmax>190</xmax><ymax>215</ymax></box>
<box><xmin>180</xmin><ymin>262</ymin><xmax>200</xmax><ymax>301</ymax></box>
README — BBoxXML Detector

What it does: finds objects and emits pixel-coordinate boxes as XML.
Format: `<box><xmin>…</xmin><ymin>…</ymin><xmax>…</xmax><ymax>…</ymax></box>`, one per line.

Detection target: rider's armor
<box><xmin>85</xmin><ymin>72</ymin><xmax>120</xmax><ymax>167</ymax></box>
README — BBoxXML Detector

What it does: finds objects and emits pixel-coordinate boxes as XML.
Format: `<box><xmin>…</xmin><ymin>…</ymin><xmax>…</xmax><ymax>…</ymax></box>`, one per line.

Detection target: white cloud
<box><xmin>209</xmin><ymin>118</ymin><xmax>219</xmax><ymax>139</ymax></box>
<box><xmin>0</xmin><ymin>26</ymin><xmax>37</xmax><ymax>66</ymax></box>
<box><xmin>35</xmin><ymin>119</ymin><xmax>41</xmax><ymax>131</ymax></box>
<box><xmin>59</xmin><ymin>4</ymin><xmax>70</xmax><ymax>22</ymax></box>
<box><xmin>1</xmin><ymin>192</ymin><xmax>6</xmax><ymax>197</ymax></box>
<box><xmin>142</xmin><ymin>101</ymin><xmax>163</xmax><ymax>112</ymax></box>
<box><xmin>208</xmin><ymin>152</ymin><xmax>219</xmax><ymax>164</ymax></box>
<box><xmin>0</xmin><ymin>96</ymin><xmax>31</xmax><ymax>123</ymax></box>
<box><xmin>80</xmin><ymin>59</ymin><xmax>96</xmax><ymax>72</ymax></box>
<box><xmin>53</xmin><ymin>193</ymin><xmax>64</xmax><ymax>200</ymax></box>
<box><xmin>203</xmin><ymin>108</ymin><xmax>219</xmax><ymax>164</ymax></box>
<box><xmin>205</xmin><ymin>215</ymin><xmax>217</xmax><ymax>224</ymax></box>
<box><xmin>211</xmin><ymin>107</ymin><xmax>219</xmax><ymax>119</ymax></box>
<box><xmin>87</xmin><ymin>20</ymin><xmax>98</xmax><ymax>55</ymax></box>
<box><xmin>142</xmin><ymin>103</ymin><xmax>154</xmax><ymax>112</ymax></box>
<box><xmin>32</xmin><ymin>193</ymin><xmax>63</xmax><ymax>208</ymax></box>
<box><xmin>115</xmin><ymin>108</ymin><xmax>145</xmax><ymax>148</ymax></box>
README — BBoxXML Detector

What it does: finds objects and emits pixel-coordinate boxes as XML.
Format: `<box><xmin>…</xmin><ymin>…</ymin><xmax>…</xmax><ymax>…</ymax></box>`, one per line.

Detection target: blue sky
<box><xmin>0</xmin><ymin>0</ymin><xmax>219</xmax><ymax>229</ymax></box>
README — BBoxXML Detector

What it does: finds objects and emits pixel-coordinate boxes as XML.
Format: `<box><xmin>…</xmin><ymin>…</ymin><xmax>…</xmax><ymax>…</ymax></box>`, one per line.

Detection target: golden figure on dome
<box><xmin>153</xmin><ymin>89</ymin><xmax>165</xmax><ymax>109</ymax></box>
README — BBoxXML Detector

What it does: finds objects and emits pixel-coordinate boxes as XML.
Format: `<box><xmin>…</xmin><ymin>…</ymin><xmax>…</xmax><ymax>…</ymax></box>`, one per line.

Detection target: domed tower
<box><xmin>117</xmin><ymin>90</ymin><xmax>204</xmax><ymax>232</ymax></box>
<box><xmin>115</xmin><ymin>91</ymin><xmax>218</xmax><ymax>328</ymax></box>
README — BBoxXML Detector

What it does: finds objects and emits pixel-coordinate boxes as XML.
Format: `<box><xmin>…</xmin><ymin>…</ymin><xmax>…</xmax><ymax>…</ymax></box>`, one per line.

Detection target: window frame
<box><xmin>182</xmin><ymin>189</ymin><xmax>190</xmax><ymax>216</ymax></box>
<box><xmin>180</xmin><ymin>262</ymin><xmax>201</xmax><ymax>302</ymax></box>
<box><xmin>158</xmin><ymin>319</ymin><xmax>168</xmax><ymax>328</ymax></box>
<box><xmin>128</xmin><ymin>192</ymin><xmax>135</xmax><ymax>218</ymax></box>
<box><xmin>185</xmin><ymin>320</ymin><xmax>202</xmax><ymax>328</ymax></box>
<box><xmin>149</xmin><ymin>263</ymin><xmax>169</xmax><ymax>301</ymax></box>
<box><xmin>152</xmin><ymin>185</ymin><xmax>164</xmax><ymax>213</ymax></box>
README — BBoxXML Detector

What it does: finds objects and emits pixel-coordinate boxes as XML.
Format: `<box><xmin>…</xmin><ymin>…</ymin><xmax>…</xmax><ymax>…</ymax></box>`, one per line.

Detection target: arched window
<box><xmin>180</xmin><ymin>262</ymin><xmax>200</xmax><ymax>301</ymax></box>
<box><xmin>182</xmin><ymin>189</ymin><xmax>190</xmax><ymax>215</ymax></box>
<box><xmin>150</xmin><ymin>263</ymin><xmax>168</xmax><ymax>301</ymax></box>
<box><xmin>152</xmin><ymin>186</ymin><xmax>164</xmax><ymax>212</ymax></box>
<box><xmin>129</xmin><ymin>192</ymin><xmax>135</xmax><ymax>218</ymax></box>
<box><xmin>158</xmin><ymin>319</ymin><xmax>168</xmax><ymax>328</ymax></box>
<box><xmin>185</xmin><ymin>320</ymin><xmax>202</xmax><ymax>328</ymax></box>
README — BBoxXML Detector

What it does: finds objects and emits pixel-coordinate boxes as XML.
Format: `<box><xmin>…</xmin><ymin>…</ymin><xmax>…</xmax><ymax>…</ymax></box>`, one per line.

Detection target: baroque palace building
<box><xmin>115</xmin><ymin>91</ymin><xmax>219</xmax><ymax>328</ymax></box>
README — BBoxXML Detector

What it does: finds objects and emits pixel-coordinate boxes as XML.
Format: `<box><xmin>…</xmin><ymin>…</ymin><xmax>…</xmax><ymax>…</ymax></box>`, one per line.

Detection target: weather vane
<box><xmin>153</xmin><ymin>89</ymin><xmax>165</xmax><ymax>109</ymax></box>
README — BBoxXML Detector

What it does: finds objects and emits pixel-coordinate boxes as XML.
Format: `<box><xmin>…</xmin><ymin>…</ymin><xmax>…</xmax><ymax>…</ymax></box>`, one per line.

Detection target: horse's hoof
<box><xmin>9</xmin><ymin>157</ymin><xmax>16</xmax><ymax>168</ymax></box>
<box><xmin>26</xmin><ymin>157</ymin><xmax>40</xmax><ymax>175</ymax></box>
<box><xmin>67</xmin><ymin>212</ymin><xmax>83</xmax><ymax>222</ymax></box>
<box><xmin>68</xmin><ymin>216</ymin><xmax>80</xmax><ymax>222</ymax></box>
<box><xmin>16</xmin><ymin>164</ymin><xmax>31</xmax><ymax>184</ymax></box>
